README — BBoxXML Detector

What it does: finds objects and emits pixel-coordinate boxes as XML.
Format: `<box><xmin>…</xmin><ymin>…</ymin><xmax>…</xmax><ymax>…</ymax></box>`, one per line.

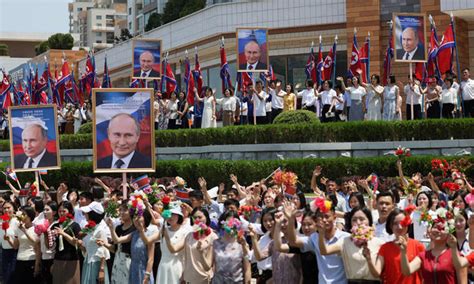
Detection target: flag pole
<box><xmin>409</xmin><ymin>63</ymin><xmax>414</xmax><ymax>120</ymax></box>
<box><xmin>451</xmin><ymin>13</ymin><xmax>463</xmax><ymax>117</ymax></box>
<box><xmin>332</xmin><ymin>35</ymin><xmax>338</xmax><ymax>86</ymax></box>
<box><xmin>122</xmin><ymin>172</ymin><xmax>127</xmax><ymax>199</ymax></box>
<box><xmin>367</xmin><ymin>31</ymin><xmax>371</xmax><ymax>84</ymax></box>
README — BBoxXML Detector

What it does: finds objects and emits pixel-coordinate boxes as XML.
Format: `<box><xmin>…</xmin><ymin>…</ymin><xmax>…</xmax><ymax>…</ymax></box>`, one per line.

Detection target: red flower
<box><xmin>0</xmin><ymin>214</ymin><xmax>10</xmax><ymax>222</ymax></box>
<box><xmin>162</xmin><ymin>196</ymin><xmax>171</xmax><ymax>206</ymax></box>
<box><xmin>86</xmin><ymin>220</ymin><xmax>96</xmax><ymax>229</ymax></box>
<box><xmin>1</xmin><ymin>222</ymin><xmax>9</xmax><ymax>231</ymax></box>
<box><xmin>58</xmin><ymin>216</ymin><xmax>67</xmax><ymax>224</ymax></box>
<box><xmin>395</xmin><ymin>149</ymin><xmax>404</xmax><ymax>156</ymax></box>
<box><xmin>442</xmin><ymin>182</ymin><xmax>460</xmax><ymax>192</ymax></box>
<box><xmin>446</xmin><ymin>211</ymin><xmax>454</xmax><ymax>220</ymax></box>
<box><xmin>400</xmin><ymin>215</ymin><xmax>412</xmax><ymax>227</ymax></box>
<box><xmin>192</xmin><ymin>231</ymin><xmax>199</xmax><ymax>240</ymax></box>
<box><xmin>439</xmin><ymin>200</ymin><xmax>447</xmax><ymax>208</ymax></box>
<box><xmin>404</xmin><ymin>204</ymin><xmax>416</xmax><ymax>215</ymax></box>
<box><xmin>405</xmin><ymin>152</ymin><xmax>411</xmax><ymax>157</ymax></box>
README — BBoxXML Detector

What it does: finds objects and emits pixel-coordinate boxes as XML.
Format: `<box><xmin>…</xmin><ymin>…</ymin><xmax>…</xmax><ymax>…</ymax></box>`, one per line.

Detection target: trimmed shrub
<box><xmin>5</xmin><ymin>156</ymin><xmax>472</xmax><ymax>192</ymax></box>
<box><xmin>273</xmin><ymin>110</ymin><xmax>319</xmax><ymax>124</ymax></box>
<box><xmin>77</xmin><ymin>122</ymin><xmax>92</xmax><ymax>134</ymax></box>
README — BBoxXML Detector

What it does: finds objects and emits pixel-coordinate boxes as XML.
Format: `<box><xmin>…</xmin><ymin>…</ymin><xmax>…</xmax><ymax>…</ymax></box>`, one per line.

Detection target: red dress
<box><xmin>418</xmin><ymin>248</ymin><xmax>457</xmax><ymax>284</ymax></box>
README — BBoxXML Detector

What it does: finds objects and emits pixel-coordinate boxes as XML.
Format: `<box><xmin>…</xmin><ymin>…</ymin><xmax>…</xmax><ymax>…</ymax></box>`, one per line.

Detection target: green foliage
<box><xmin>4</xmin><ymin>156</ymin><xmax>472</xmax><ymax>192</ymax></box>
<box><xmin>0</xmin><ymin>44</ymin><xmax>8</xmax><ymax>56</ymax></box>
<box><xmin>35</xmin><ymin>41</ymin><xmax>50</xmax><ymax>55</ymax></box>
<box><xmin>273</xmin><ymin>110</ymin><xmax>320</xmax><ymax>124</ymax></box>
<box><xmin>47</xmin><ymin>33</ymin><xmax>74</xmax><ymax>50</ymax></box>
<box><xmin>145</xmin><ymin>13</ymin><xmax>162</xmax><ymax>32</ymax></box>
<box><xmin>162</xmin><ymin>0</ymin><xmax>205</xmax><ymax>24</ymax></box>
<box><xmin>9</xmin><ymin>118</ymin><xmax>474</xmax><ymax>149</ymax></box>
<box><xmin>77</xmin><ymin>122</ymin><xmax>92</xmax><ymax>134</ymax></box>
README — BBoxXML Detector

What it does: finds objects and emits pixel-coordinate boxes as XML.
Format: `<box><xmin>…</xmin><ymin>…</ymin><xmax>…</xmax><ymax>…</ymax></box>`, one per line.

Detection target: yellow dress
<box><xmin>283</xmin><ymin>93</ymin><xmax>296</xmax><ymax>111</ymax></box>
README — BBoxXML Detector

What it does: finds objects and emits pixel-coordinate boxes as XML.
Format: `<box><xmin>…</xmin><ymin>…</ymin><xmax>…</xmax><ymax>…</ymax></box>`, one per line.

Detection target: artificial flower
<box><xmin>81</xmin><ymin>220</ymin><xmax>97</xmax><ymax>235</ymax></box>
<box><xmin>404</xmin><ymin>204</ymin><xmax>416</xmax><ymax>215</ymax></box>
<box><xmin>400</xmin><ymin>215</ymin><xmax>412</xmax><ymax>227</ymax></box>
<box><xmin>350</xmin><ymin>224</ymin><xmax>374</xmax><ymax>247</ymax></box>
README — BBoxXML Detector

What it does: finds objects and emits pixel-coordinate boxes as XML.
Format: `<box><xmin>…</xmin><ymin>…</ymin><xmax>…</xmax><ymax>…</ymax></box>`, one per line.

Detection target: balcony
<box><xmin>93</xmin><ymin>42</ymin><xmax>114</xmax><ymax>50</ymax></box>
<box><xmin>91</xmin><ymin>25</ymin><xmax>115</xmax><ymax>32</ymax></box>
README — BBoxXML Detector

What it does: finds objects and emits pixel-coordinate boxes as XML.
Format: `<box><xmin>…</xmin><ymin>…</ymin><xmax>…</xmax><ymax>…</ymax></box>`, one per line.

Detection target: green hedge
<box><xmin>5</xmin><ymin>156</ymin><xmax>473</xmax><ymax>191</ymax></box>
<box><xmin>77</xmin><ymin>122</ymin><xmax>92</xmax><ymax>134</ymax></box>
<box><xmin>273</xmin><ymin>110</ymin><xmax>320</xmax><ymax>124</ymax></box>
<box><xmin>0</xmin><ymin>119</ymin><xmax>473</xmax><ymax>150</ymax></box>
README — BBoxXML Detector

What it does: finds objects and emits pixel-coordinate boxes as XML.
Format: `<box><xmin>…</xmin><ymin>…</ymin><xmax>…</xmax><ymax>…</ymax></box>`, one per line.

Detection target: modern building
<box><xmin>69</xmin><ymin>0</ymin><xmax>128</xmax><ymax>50</ymax></box>
<box><xmin>78</xmin><ymin>0</ymin><xmax>474</xmax><ymax>98</ymax></box>
<box><xmin>127</xmin><ymin>0</ymin><xmax>169</xmax><ymax>36</ymax></box>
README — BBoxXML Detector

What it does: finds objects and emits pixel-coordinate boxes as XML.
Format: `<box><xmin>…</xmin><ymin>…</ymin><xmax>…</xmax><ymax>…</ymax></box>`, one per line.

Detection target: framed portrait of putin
<box><xmin>236</xmin><ymin>28</ymin><xmax>269</xmax><ymax>73</ymax></box>
<box><xmin>8</xmin><ymin>104</ymin><xmax>61</xmax><ymax>172</ymax></box>
<box><xmin>393</xmin><ymin>13</ymin><xmax>428</xmax><ymax>63</ymax></box>
<box><xmin>131</xmin><ymin>39</ymin><xmax>162</xmax><ymax>80</ymax></box>
<box><xmin>92</xmin><ymin>88</ymin><xmax>155</xmax><ymax>173</ymax></box>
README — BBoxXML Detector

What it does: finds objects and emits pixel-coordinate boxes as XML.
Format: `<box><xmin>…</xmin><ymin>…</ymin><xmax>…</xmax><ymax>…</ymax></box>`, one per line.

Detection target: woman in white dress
<box><xmin>338</xmin><ymin>75</ymin><xmax>367</xmax><ymax>121</ymax></box>
<box><xmin>73</xmin><ymin>105</ymin><xmax>82</xmax><ymax>133</ymax></box>
<box><xmin>363</xmin><ymin>74</ymin><xmax>384</xmax><ymax>121</ymax></box>
<box><xmin>195</xmin><ymin>87</ymin><xmax>216</xmax><ymax>128</ymax></box>
<box><xmin>383</xmin><ymin>75</ymin><xmax>400</xmax><ymax>121</ymax></box>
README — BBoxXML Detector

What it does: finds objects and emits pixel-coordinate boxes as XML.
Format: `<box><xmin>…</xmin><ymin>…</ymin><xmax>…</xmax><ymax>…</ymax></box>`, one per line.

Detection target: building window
<box><xmin>77</xmin><ymin>8</ymin><xmax>82</xmax><ymax>12</ymax></box>
<box><xmin>128</xmin><ymin>7</ymin><xmax>132</xmax><ymax>15</ymax></box>
<box><xmin>96</xmin><ymin>15</ymin><xmax>102</xmax><ymax>20</ymax></box>
<box><xmin>97</xmin><ymin>23</ymin><xmax>102</xmax><ymax>27</ymax></box>
<box><xmin>129</xmin><ymin>22</ymin><xmax>132</xmax><ymax>29</ymax></box>
<box><xmin>96</xmin><ymin>32</ymin><xmax>102</xmax><ymax>36</ymax></box>
<box><xmin>96</xmin><ymin>40</ymin><xmax>102</xmax><ymax>43</ymax></box>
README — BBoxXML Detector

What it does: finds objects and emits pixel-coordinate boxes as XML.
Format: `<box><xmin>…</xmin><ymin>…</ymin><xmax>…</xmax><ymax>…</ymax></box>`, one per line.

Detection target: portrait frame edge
<box><xmin>8</xmin><ymin>104</ymin><xmax>61</xmax><ymax>173</ymax></box>
<box><xmin>236</xmin><ymin>27</ymin><xmax>270</xmax><ymax>73</ymax></box>
<box><xmin>392</xmin><ymin>12</ymin><xmax>428</xmax><ymax>63</ymax></box>
<box><xmin>92</xmin><ymin>87</ymin><xmax>156</xmax><ymax>174</ymax></box>
<box><xmin>131</xmin><ymin>38</ymin><xmax>163</xmax><ymax>80</ymax></box>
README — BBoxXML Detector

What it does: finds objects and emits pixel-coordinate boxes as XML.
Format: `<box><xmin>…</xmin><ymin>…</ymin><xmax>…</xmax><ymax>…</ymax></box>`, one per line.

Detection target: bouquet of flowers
<box><xmin>220</xmin><ymin>217</ymin><xmax>243</xmax><ymax>238</ymax></box>
<box><xmin>430</xmin><ymin>207</ymin><xmax>455</xmax><ymax>234</ymax></box>
<box><xmin>14</xmin><ymin>211</ymin><xmax>25</xmax><ymax>223</ymax></box>
<box><xmin>175</xmin><ymin>176</ymin><xmax>186</xmax><ymax>188</ymax></box>
<box><xmin>1</xmin><ymin>213</ymin><xmax>10</xmax><ymax>232</ymax></box>
<box><xmin>128</xmin><ymin>191</ymin><xmax>147</xmax><ymax>217</ymax></box>
<box><xmin>442</xmin><ymin>181</ymin><xmax>460</xmax><ymax>193</ymax></box>
<box><xmin>350</xmin><ymin>224</ymin><xmax>374</xmax><ymax>247</ymax></box>
<box><xmin>394</xmin><ymin>146</ymin><xmax>411</xmax><ymax>159</ymax></box>
<box><xmin>310</xmin><ymin>197</ymin><xmax>332</xmax><ymax>214</ymax></box>
<box><xmin>81</xmin><ymin>220</ymin><xmax>97</xmax><ymax>235</ymax></box>
<box><xmin>402</xmin><ymin>178</ymin><xmax>418</xmax><ymax>196</ymax></box>
<box><xmin>419</xmin><ymin>209</ymin><xmax>432</xmax><ymax>225</ymax></box>
<box><xmin>34</xmin><ymin>219</ymin><xmax>50</xmax><ymax>236</ymax></box>
<box><xmin>400</xmin><ymin>204</ymin><xmax>417</xmax><ymax>227</ymax></box>
<box><xmin>431</xmin><ymin>159</ymin><xmax>450</xmax><ymax>177</ymax></box>
<box><xmin>272</xmin><ymin>170</ymin><xmax>298</xmax><ymax>195</ymax></box>
<box><xmin>192</xmin><ymin>221</ymin><xmax>212</xmax><ymax>241</ymax></box>
<box><xmin>104</xmin><ymin>200</ymin><xmax>120</xmax><ymax>218</ymax></box>
<box><xmin>238</xmin><ymin>205</ymin><xmax>261</xmax><ymax>221</ymax></box>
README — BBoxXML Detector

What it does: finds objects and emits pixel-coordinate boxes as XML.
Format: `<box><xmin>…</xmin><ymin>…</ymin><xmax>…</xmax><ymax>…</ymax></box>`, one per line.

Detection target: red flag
<box><xmin>193</xmin><ymin>52</ymin><xmax>203</xmax><ymax>96</ymax></box>
<box><xmin>184</xmin><ymin>56</ymin><xmax>195</xmax><ymax>105</ymax></box>
<box><xmin>161</xmin><ymin>60</ymin><xmax>177</xmax><ymax>99</ymax></box>
<box><xmin>220</xmin><ymin>44</ymin><xmax>233</xmax><ymax>93</ymax></box>
<box><xmin>0</xmin><ymin>73</ymin><xmax>13</xmax><ymax>109</ymax></box>
<box><xmin>359</xmin><ymin>38</ymin><xmax>369</xmax><ymax>83</ymax></box>
<box><xmin>322</xmin><ymin>41</ymin><xmax>336</xmax><ymax>81</ymax></box>
<box><xmin>349</xmin><ymin>34</ymin><xmax>363</xmax><ymax>78</ymax></box>
<box><xmin>237</xmin><ymin>72</ymin><xmax>252</xmax><ymax>92</ymax></box>
<box><xmin>437</xmin><ymin>21</ymin><xmax>455</xmax><ymax>74</ymax></box>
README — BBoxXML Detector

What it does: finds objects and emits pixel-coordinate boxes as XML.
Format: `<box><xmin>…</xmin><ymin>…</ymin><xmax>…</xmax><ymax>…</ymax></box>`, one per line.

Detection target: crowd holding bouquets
<box><xmin>0</xmin><ymin>155</ymin><xmax>472</xmax><ymax>284</ymax></box>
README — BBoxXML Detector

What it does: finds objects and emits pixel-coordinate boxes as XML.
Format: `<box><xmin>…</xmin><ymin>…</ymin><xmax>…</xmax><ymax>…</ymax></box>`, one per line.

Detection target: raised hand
<box><xmin>447</xmin><ymin>234</ymin><xmax>457</xmax><ymax>249</ymax></box>
<box><xmin>230</xmin><ymin>174</ymin><xmax>238</xmax><ymax>184</ymax></box>
<box><xmin>313</xmin><ymin>166</ymin><xmax>322</xmax><ymax>177</ymax></box>
<box><xmin>362</xmin><ymin>244</ymin><xmax>371</xmax><ymax>260</ymax></box>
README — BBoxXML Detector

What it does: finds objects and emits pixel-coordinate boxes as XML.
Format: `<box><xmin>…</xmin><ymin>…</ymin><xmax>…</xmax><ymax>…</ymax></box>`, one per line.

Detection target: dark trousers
<box><xmin>321</xmin><ymin>104</ymin><xmax>332</xmax><ymax>123</ymax></box>
<box><xmin>41</xmin><ymin>259</ymin><xmax>53</xmax><ymax>284</ymax></box>
<box><xmin>13</xmin><ymin>260</ymin><xmax>35</xmax><ymax>284</ymax></box>
<box><xmin>240</xmin><ymin>115</ymin><xmax>248</xmax><ymax>125</ymax></box>
<box><xmin>256</xmin><ymin>116</ymin><xmax>267</xmax><ymax>125</ymax></box>
<box><xmin>154</xmin><ymin>121</ymin><xmax>159</xmax><ymax>130</ymax></box>
<box><xmin>168</xmin><ymin>119</ymin><xmax>177</xmax><ymax>129</ymax></box>
<box><xmin>304</xmin><ymin>105</ymin><xmax>316</xmax><ymax>113</ymax></box>
<box><xmin>2</xmin><ymin>249</ymin><xmax>17</xmax><ymax>284</ymax></box>
<box><xmin>271</xmin><ymin>108</ymin><xmax>282</xmax><ymax>122</ymax></box>
<box><xmin>60</xmin><ymin>122</ymin><xmax>66</xmax><ymax>134</ymax></box>
<box><xmin>193</xmin><ymin>117</ymin><xmax>202</xmax><ymax>128</ymax></box>
<box><xmin>248</xmin><ymin>115</ymin><xmax>255</xmax><ymax>125</ymax></box>
<box><xmin>463</xmin><ymin>99</ymin><xmax>474</xmax><ymax>118</ymax></box>
<box><xmin>442</xmin><ymin>103</ymin><xmax>455</xmax><ymax>119</ymax></box>
<box><xmin>406</xmin><ymin>104</ymin><xmax>422</xmax><ymax>120</ymax></box>
<box><xmin>266</xmin><ymin>112</ymin><xmax>272</xmax><ymax>124</ymax></box>
<box><xmin>426</xmin><ymin>101</ymin><xmax>441</xmax><ymax>119</ymax></box>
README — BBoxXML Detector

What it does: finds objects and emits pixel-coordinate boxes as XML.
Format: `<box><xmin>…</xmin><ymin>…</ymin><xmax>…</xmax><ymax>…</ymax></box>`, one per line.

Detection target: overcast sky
<box><xmin>0</xmin><ymin>0</ymin><xmax>70</xmax><ymax>35</ymax></box>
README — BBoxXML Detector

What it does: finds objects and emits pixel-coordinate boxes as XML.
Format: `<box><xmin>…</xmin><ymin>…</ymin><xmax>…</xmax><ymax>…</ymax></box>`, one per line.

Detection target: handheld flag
<box><xmin>349</xmin><ymin>32</ymin><xmax>363</xmax><ymax>79</ymax></box>
<box><xmin>184</xmin><ymin>54</ymin><xmax>195</xmax><ymax>105</ymax></box>
<box><xmin>220</xmin><ymin>41</ymin><xmax>233</xmax><ymax>93</ymax></box>
<box><xmin>102</xmin><ymin>56</ymin><xmax>112</xmax><ymax>88</ymax></box>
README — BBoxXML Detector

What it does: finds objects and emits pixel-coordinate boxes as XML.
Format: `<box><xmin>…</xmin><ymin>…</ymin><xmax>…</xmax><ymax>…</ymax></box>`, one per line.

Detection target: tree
<box><xmin>145</xmin><ymin>13</ymin><xmax>162</xmax><ymax>32</ymax></box>
<box><xmin>162</xmin><ymin>0</ymin><xmax>205</xmax><ymax>25</ymax></box>
<box><xmin>35</xmin><ymin>41</ymin><xmax>50</xmax><ymax>55</ymax></box>
<box><xmin>0</xmin><ymin>44</ymin><xmax>8</xmax><ymax>56</ymax></box>
<box><xmin>47</xmin><ymin>33</ymin><xmax>74</xmax><ymax>50</ymax></box>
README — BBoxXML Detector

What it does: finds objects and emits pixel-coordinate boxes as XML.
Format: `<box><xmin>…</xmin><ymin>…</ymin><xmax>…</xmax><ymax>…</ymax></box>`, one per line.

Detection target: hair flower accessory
<box><xmin>350</xmin><ymin>224</ymin><xmax>374</xmax><ymax>247</ymax></box>
<box><xmin>310</xmin><ymin>197</ymin><xmax>332</xmax><ymax>213</ymax></box>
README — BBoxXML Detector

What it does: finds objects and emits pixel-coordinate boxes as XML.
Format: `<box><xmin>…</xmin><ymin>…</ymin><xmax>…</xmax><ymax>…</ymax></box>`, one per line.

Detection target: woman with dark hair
<box><xmin>364</xmin><ymin>208</ymin><xmax>425</xmax><ymax>284</ymax></box>
<box><xmin>338</xmin><ymin>75</ymin><xmax>367</xmax><ymax>121</ymax></box>
<box><xmin>177</xmin><ymin>91</ymin><xmax>189</xmax><ymax>128</ymax></box>
<box><xmin>441</xmin><ymin>76</ymin><xmax>457</xmax><ymax>118</ymax></box>
<box><xmin>38</xmin><ymin>201</ymin><xmax>58</xmax><ymax>284</ymax></box>
<box><xmin>10</xmin><ymin>206</ymin><xmax>39</xmax><ymax>283</ymax></box>
<box><xmin>249</xmin><ymin>207</ymin><xmax>276</xmax><ymax>284</ymax></box>
<box><xmin>212</xmin><ymin>210</ymin><xmax>251</xmax><ymax>283</ymax></box>
<box><xmin>281</xmin><ymin>83</ymin><xmax>297</xmax><ymax>112</ymax></box>
<box><xmin>77</xmin><ymin>202</ymin><xmax>110</xmax><ymax>284</ymax></box>
<box><xmin>105</xmin><ymin>202</ymin><xmax>135</xmax><ymax>283</ymax></box>
<box><xmin>52</xmin><ymin>201</ymin><xmax>81</xmax><ymax>284</ymax></box>
<box><xmin>216</xmin><ymin>88</ymin><xmax>237</xmax><ymax>126</ymax></box>
<box><xmin>167</xmin><ymin>92</ymin><xmax>179</xmax><ymax>129</ymax></box>
<box><xmin>348</xmin><ymin>192</ymin><xmax>366</xmax><ymax>210</ymax></box>
<box><xmin>162</xmin><ymin>207</ymin><xmax>217</xmax><ymax>284</ymax></box>
<box><xmin>318</xmin><ymin>80</ymin><xmax>337</xmax><ymax>122</ymax></box>
<box><xmin>422</xmin><ymin>77</ymin><xmax>442</xmax><ymax>119</ymax></box>
<box><xmin>291</xmin><ymin>191</ymin><xmax>307</xmax><ymax>223</ymax></box>
<box><xmin>412</xmin><ymin>191</ymin><xmax>434</xmax><ymax>244</ymax></box>
<box><xmin>196</xmin><ymin>87</ymin><xmax>217</xmax><ymax>128</ymax></box>
<box><xmin>383</xmin><ymin>75</ymin><xmax>400</xmax><ymax>121</ymax></box>
<box><xmin>1</xmin><ymin>201</ymin><xmax>19</xmax><ymax>284</ymax></box>
<box><xmin>320</xmin><ymin>206</ymin><xmax>384</xmax><ymax>283</ymax></box>
<box><xmin>364</xmin><ymin>74</ymin><xmax>384</xmax><ymax>121</ymax></box>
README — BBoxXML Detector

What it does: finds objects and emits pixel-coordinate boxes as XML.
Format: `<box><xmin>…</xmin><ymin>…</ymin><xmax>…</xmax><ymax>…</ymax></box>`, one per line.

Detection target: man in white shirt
<box><xmin>270</xmin><ymin>80</ymin><xmax>284</xmax><ymax>122</ymax></box>
<box><xmin>404</xmin><ymin>76</ymin><xmax>423</xmax><ymax>120</ymax></box>
<box><xmin>299</xmin><ymin>80</ymin><xmax>317</xmax><ymax>113</ymax></box>
<box><xmin>460</xmin><ymin>68</ymin><xmax>474</xmax><ymax>117</ymax></box>
<box><xmin>251</xmin><ymin>81</ymin><xmax>268</xmax><ymax>124</ymax></box>
<box><xmin>373</xmin><ymin>191</ymin><xmax>395</xmax><ymax>243</ymax></box>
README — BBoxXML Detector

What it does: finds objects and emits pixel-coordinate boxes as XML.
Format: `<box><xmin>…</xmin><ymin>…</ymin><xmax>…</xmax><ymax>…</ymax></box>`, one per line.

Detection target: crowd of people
<box><xmin>153</xmin><ymin>68</ymin><xmax>474</xmax><ymax>130</ymax></box>
<box><xmin>0</xmin><ymin>158</ymin><xmax>472</xmax><ymax>284</ymax></box>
